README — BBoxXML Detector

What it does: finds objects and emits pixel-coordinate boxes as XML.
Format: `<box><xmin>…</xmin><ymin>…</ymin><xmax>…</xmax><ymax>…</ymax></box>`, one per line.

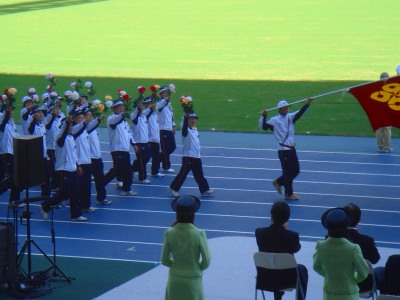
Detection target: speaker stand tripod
<box><xmin>17</xmin><ymin>188</ymin><xmax>71</xmax><ymax>282</ymax></box>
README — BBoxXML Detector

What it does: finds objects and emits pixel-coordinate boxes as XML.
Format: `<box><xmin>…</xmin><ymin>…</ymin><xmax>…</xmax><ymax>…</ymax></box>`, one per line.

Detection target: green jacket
<box><xmin>313</xmin><ymin>237</ymin><xmax>369</xmax><ymax>300</ymax></box>
<box><xmin>161</xmin><ymin>223</ymin><xmax>211</xmax><ymax>277</ymax></box>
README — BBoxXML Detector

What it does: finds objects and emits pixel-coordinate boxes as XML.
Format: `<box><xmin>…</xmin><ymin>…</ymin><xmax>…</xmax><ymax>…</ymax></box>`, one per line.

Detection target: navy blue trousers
<box><xmin>91</xmin><ymin>158</ymin><xmax>106</xmax><ymax>201</ymax></box>
<box><xmin>277</xmin><ymin>148</ymin><xmax>300</xmax><ymax>197</ymax></box>
<box><xmin>159</xmin><ymin>130</ymin><xmax>176</xmax><ymax>170</ymax></box>
<box><xmin>78</xmin><ymin>163</ymin><xmax>92</xmax><ymax>209</ymax></box>
<box><xmin>42</xmin><ymin>170</ymin><xmax>81</xmax><ymax>219</ymax></box>
<box><xmin>104</xmin><ymin>151</ymin><xmax>132</xmax><ymax>192</ymax></box>
<box><xmin>132</xmin><ymin>143</ymin><xmax>151</xmax><ymax>181</ymax></box>
<box><xmin>149</xmin><ymin>141</ymin><xmax>161</xmax><ymax>175</ymax></box>
<box><xmin>170</xmin><ymin>157</ymin><xmax>209</xmax><ymax>194</ymax></box>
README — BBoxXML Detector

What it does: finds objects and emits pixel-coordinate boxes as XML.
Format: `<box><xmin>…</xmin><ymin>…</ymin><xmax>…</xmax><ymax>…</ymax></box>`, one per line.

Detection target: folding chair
<box><xmin>359</xmin><ymin>260</ymin><xmax>377</xmax><ymax>300</ymax></box>
<box><xmin>253</xmin><ymin>251</ymin><xmax>303</xmax><ymax>300</ymax></box>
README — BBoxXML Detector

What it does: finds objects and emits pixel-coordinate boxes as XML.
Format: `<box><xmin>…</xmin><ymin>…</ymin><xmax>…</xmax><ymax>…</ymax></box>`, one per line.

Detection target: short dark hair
<box><xmin>343</xmin><ymin>203</ymin><xmax>361</xmax><ymax>227</ymax></box>
<box><xmin>270</xmin><ymin>201</ymin><xmax>290</xmax><ymax>225</ymax></box>
<box><xmin>176</xmin><ymin>213</ymin><xmax>195</xmax><ymax>224</ymax></box>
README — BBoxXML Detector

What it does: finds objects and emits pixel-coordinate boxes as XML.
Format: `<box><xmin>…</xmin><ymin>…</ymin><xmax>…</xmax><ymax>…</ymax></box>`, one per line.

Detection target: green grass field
<box><xmin>1</xmin><ymin>0</ymin><xmax>399</xmax><ymax>136</ymax></box>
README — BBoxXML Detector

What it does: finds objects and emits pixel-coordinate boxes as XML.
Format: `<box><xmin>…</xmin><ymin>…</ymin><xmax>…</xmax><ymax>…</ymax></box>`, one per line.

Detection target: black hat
<box><xmin>321</xmin><ymin>208</ymin><xmax>351</xmax><ymax>231</ymax></box>
<box><xmin>171</xmin><ymin>195</ymin><xmax>201</xmax><ymax>215</ymax></box>
<box><xmin>79</xmin><ymin>94</ymin><xmax>88</xmax><ymax>100</ymax></box>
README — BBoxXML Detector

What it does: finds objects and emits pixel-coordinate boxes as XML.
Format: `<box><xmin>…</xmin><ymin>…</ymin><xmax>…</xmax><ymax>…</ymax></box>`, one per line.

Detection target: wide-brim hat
<box><xmin>321</xmin><ymin>208</ymin><xmax>352</xmax><ymax>231</ymax></box>
<box><xmin>171</xmin><ymin>195</ymin><xmax>201</xmax><ymax>215</ymax></box>
<box><xmin>277</xmin><ymin>100</ymin><xmax>290</xmax><ymax>108</ymax></box>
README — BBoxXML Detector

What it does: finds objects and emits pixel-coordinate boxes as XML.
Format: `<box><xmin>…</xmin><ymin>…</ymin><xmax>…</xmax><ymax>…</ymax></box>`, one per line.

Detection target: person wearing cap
<box><xmin>104</xmin><ymin>100</ymin><xmax>138</xmax><ymax>196</ymax></box>
<box><xmin>84</xmin><ymin>109</ymin><xmax>111</xmax><ymax>205</ymax></box>
<box><xmin>28</xmin><ymin>105</ymin><xmax>51</xmax><ymax>197</ymax></box>
<box><xmin>157</xmin><ymin>86</ymin><xmax>176</xmax><ymax>173</ymax></box>
<box><xmin>169</xmin><ymin>112</ymin><xmax>215</xmax><ymax>197</ymax></box>
<box><xmin>255</xmin><ymin>201</ymin><xmax>308</xmax><ymax>300</ymax></box>
<box><xmin>131</xmin><ymin>98</ymin><xmax>152</xmax><ymax>184</ymax></box>
<box><xmin>145</xmin><ymin>96</ymin><xmax>164</xmax><ymax>178</ymax></box>
<box><xmin>40</xmin><ymin>117</ymin><xmax>86</xmax><ymax>221</ymax></box>
<box><xmin>0</xmin><ymin>105</ymin><xmax>21</xmax><ymax>205</ymax></box>
<box><xmin>376</xmin><ymin>72</ymin><xmax>393</xmax><ymax>153</ymax></box>
<box><xmin>313</xmin><ymin>208</ymin><xmax>369</xmax><ymax>300</ymax></box>
<box><xmin>259</xmin><ymin>98</ymin><xmax>314</xmax><ymax>201</ymax></box>
<box><xmin>161</xmin><ymin>195</ymin><xmax>211</xmax><ymax>300</ymax></box>
<box><xmin>45</xmin><ymin>104</ymin><xmax>63</xmax><ymax>190</ymax></box>
<box><xmin>397</xmin><ymin>64</ymin><xmax>400</xmax><ymax>76</ymax></box>
<box><xmin>71</xmin><ymin>108</ymin><xmax>96</xmax><ymax>213</ymax></box>
<box><xmin>20</xmin><ymin>95</ymin><xmax>34</xmax><ymax>135</ymax></box>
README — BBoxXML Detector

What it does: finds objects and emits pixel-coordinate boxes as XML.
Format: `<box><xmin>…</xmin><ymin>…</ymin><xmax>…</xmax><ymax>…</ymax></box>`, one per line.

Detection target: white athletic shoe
<box><xmin>169</xmin><ymin>188</ymin><xmax>180</xmax><ymax>197</ymax></box>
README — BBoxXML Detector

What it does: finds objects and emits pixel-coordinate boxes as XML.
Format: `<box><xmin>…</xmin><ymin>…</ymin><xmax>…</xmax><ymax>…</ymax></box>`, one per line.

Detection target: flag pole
<box><xmin>262</xmin><ymin>79</ymin><xmax>382</xmax><ymax>111</ymax></box>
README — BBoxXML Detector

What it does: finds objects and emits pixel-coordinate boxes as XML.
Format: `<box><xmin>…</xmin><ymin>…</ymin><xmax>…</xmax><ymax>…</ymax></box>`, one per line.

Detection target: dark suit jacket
<box><xmin>254</xmin><ymin>223</ymin><xmax>302</xmax><ymax>292</ymax></box>
<box><xmin>347</xmin><ymin>228</ymin><xmax>380</xmax><ymax>264</ymax></box>
<box><xmin>255</xmin><ymin>223</ymin><xmax>301</xmax><ymax>254</ymax></box>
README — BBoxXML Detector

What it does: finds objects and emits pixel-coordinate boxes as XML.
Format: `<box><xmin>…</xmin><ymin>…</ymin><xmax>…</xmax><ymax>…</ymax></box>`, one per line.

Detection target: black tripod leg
<box><xmin>30</xmin><ymin>240</ymin><xmax>73</xmax><ymax>282</ymax></box>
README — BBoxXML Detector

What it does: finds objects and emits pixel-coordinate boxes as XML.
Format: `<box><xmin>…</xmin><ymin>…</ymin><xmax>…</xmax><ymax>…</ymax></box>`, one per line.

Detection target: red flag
<box><xmin>349</xmin><ymin>75</ymin><xmax>400</xmax><ymax>131</ymax></box>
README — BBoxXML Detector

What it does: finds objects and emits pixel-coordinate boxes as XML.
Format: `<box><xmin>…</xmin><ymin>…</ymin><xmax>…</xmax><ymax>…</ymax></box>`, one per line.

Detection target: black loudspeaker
<box><xmin>0</xmin><ymin>222</ymin><xmax>16</xmax><ymax>284</ymax></box>
<box><xmin>13</xmin><ymin>136</ymin><xmax>45</xmax><ymax>189</ymax></box>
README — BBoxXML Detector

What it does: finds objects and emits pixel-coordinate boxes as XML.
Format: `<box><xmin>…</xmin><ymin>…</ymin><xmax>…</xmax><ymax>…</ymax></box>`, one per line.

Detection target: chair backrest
<box><xmin>359</xmin><ymin>260</ymin><xmax>376</xmax><ymax>299</ymax></box>
<box><xmin>377</xmin><ymin>295</ymin><xmax>400</xmax><ymax>300</ymax></box>
<box><xmin>253</xmin><ymin>252</ymin><xmax>298</xmax><ymax>292</ymax></box>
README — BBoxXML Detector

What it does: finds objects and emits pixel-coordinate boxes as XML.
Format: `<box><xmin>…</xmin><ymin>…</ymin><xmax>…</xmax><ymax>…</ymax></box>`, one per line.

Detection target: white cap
<box><xmin>22</xmin><ymin>96</ymin><xmax>32</xmax><ymax>103</ymax></box>
<box><xmin>41</xmin><ymin>92</ymin><xmax>49</xmax><ymax>100</ymax></box>
<box><xmin>277</xmin><ymin>100</ymin><xmax>290</xmax><ymax>108</ymax></box>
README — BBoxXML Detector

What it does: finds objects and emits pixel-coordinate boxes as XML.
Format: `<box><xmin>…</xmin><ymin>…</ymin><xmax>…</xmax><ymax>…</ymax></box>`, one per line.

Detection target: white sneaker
<box><xmin>116</xmin><ymin>181</ymin><xmax>123</xmax><ymax>189</ymax></box>
<box><xmin>202</xmin><ymin>189</ymin><xmax>215</xmax><ymax>196</ymax></box>
<box><xmin>138</xmin><ymin>179</ymin><xmax>151</xmax><ymax>184</ymax></box>
<box><xmin>121</xmin><ymin>190</ymin><xmax>138</xmax><ymax>196</ymax></box>
<box><xmin>40</xmin><ymin>206</ymin><xmax>49</xmax><ymax>220</ymax></box>
<box><xmin>169</xmin><ymin>188</ymin><xmax>180</xmax><ymax>197</ymax></box>
<box><xmin>71</xmin><ymin>216</ymin><xmax>87</xmax><ymax>222</ymax></box>
<box><xmin>82</xmin><ymin>207</ymin><xmax>96</xmax><ymax>213</ymax></box>
<box><xmin>163</xmin><ymin>168</ymin><xmax>175</xmax><ymax>173</ymax></box>
<box><xmin>151</xmin><ymin>173</ymin><xmax>164</xmax><ymax>178</ymax></box>
<box><xmin>96</xmin><ymin>199</ymin><xmax>112</xmax><ymax>205</ymax></box>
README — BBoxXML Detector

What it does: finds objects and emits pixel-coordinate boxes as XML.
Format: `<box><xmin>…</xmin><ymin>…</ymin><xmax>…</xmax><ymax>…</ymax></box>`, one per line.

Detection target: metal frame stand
<box><xmin>17</xmin><ymin>189</ymin><xmax>71</xmax><ymax>282</ymax></box>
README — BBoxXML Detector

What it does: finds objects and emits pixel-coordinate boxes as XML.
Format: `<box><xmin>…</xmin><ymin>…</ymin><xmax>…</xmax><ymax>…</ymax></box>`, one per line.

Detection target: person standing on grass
<box><xmin>157</xmin><ymin>86</ymin><xmax>176</xmax><ymax>173</ymax></box>
<box><xmin>169</xmin><ymin>112</ymin><xmax>214</xmax><ymax>197</ymax></box>
<box><xmin>259</xmin><ymin>98</ymin><xmax>313</xmax><ymax>201</ymax></box>
<box><xmin>104</xmin><ymin>99</ymin><xmax>138</xmax><ymax>196</ymax></box>
<box><xmin>161</xmin><ymin>195</ymin><xmax>211</xmax><ymax>300</ymax></box>
<box><xmin>375</xmin><ymin>72</ymin><xmax>393</xmax><ymax>153</ymax></box>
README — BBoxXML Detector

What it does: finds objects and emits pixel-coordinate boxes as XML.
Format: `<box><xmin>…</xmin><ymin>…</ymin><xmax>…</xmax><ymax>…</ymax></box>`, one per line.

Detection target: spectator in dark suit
<box><xmin>255</xmin><ymin>201</ymin><xmax>308</xmax><ymax>300</ymax></box>
<box><xmin>343</xmin><ymin>203</ymin><xmax>380</xmax><ymax>264</ymax></box>
<box><xmin>343</xmin><ymin>203</ymin><xmax>381</xmax><ymax>292</ymax></box>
